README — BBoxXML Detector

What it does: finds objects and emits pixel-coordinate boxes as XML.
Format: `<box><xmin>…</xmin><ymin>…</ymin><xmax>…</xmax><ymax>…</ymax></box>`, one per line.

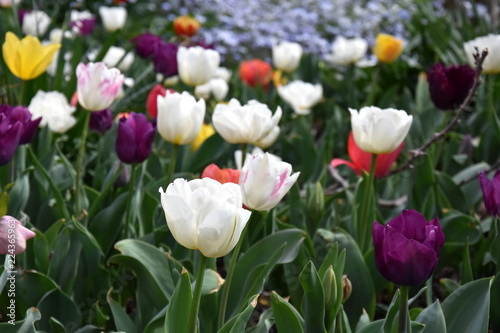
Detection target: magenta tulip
<box><xmin>479</xmin><ymin>170</ymin><xmax>500</xmax><ymax>217</ymax></box>
<box><xmin>115</xmin><ymin>112</ymin><xmax>156</xmax><ymax>164</ymax></box>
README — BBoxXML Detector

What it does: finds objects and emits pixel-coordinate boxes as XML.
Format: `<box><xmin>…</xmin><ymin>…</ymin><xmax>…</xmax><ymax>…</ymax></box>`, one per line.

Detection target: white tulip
<box><xmin>464</xmin><ymin>34</ymin><xmax>500</xmax><ymax>74</ymax></box>
<box><xmin>349</xmin><ymin>106</ymin><xmax>413</xmax><ymax>154</ymax></box>
<box><xmin>177</xmin><ymin>46</ymin><xmax>220</xmax><ymax>86</ymax></box>
<box><xmin>240</xmin><ymin>153</ymin><xmax>300</xmax><ymax>211</ymax></box>
<box><xmin>277</xmin><ymin>80</ymin><xmax>323</xmax><ymax>115</ymax></box>
<box><xmin>213</xmin><ymin>99</ymin><xmax>282</xmax><ymax>148</ymax></box>
<box><xmin>195</xmin><ymin>78</ymin><xmax>229</xmax><ymax>101</ymax></box>
<box><xmin>157</xmin><ymin>91</ymin><xmax>206</xmax><ymax>145</ymax></box>
<box><xmin>22</xmin><ymin>10</ymin><xmax>51</xmax><ymax>37</ymax></box>
<box><xmin>234</xmin><ymin>147</ymin><xmax>281</xmax><ymax>170</ymax></box>
<box><xmin>99</xmin><ymin>6</ymin><xmax>127</xmax><ymax>32</ymax></box>
<box><xmin>325</xmin><ymin>37</ymin><xmax>368</xmax><ymax>66</ymax></box>
<box><xmin>214</xmin><ymin>67</ymin><xmax>232</xmax><ymax>82</ymax></box>
<box><xmin>159</xmin><ymin>178</ymin><xmax>251</xmax><ymax>258</ymax></box>
<box><xmin>272</xmin><ymin>41</ymin><xmax>302</xmax><ymax>72</ymax></box>
<box><xmin>28</xmin><ymin>90</ymin><xmax>76</xmax><ymax>133</ymax></box>
<box><xmin>102</xmin><ymin>46</ymin><xmax>135</xmax><ymax>71</ymax></box>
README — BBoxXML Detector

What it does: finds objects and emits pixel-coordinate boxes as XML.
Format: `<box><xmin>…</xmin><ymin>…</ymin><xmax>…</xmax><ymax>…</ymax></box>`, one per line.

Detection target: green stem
<box><xmin>7</xmin><ymin>158</ymin><xmax>15</xmax><ymax>184</ymax></box>
<box><xmin>398</xmin><ymin>286</ymin><xmax>409</xmax><ymax>333</ymax></box>
<box><xmin>240</xmin><ymin>143</ymin><xmax>247</xmax><ymax>168</ymax></box>
<box><xmin>365</xmin><ymin>65</ymin><xmax>380</xmax><ymax>106</ymax></box>
<box><xmin>188</xmin><ymin>253</ymin><xmax>208</xmax><ymax>333</ymax></box>
<box><xmin>74</xmin><ymin>110</ymin><xmax>91</xmax><ymax>217</ymax></box>
<box><xmin>359</xmin><ymin>154</ymin><xmax>377</xmax><ymax>253</ymax></box>
<box><xmin>217</xmin><ymin>218</ymin><xmax>251</xmax><ymax>328</ymax></box>
<box><xmin>166</xmin><ymin>143</ymin><xmax>179</xmax><ymax>185</ymax></box>
<box><xmin>123</xmin><ymin>164</ymin><xmax>137</xmax><ymax>239</ymax></box>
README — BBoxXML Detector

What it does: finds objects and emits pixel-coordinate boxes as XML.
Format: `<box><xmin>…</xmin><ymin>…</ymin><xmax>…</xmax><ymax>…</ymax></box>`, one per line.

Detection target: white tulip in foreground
<box><xmin>240</xmin><ymin>153</ymin><xmax>300</xmax><ymax>211</ymax></box>
<box><xmin>349</xmin><ymin>106</ymin><xmax>413</xmax><ymax>154</ymax></box>
<box><xmin>277</xmin><ymin>80</ymin><xmax>323</xmax><ymax>115</ymax></box>
<box><xmin>159</xmin><ymin>178</ymin><xmax>251</xmax><ymax>258</ymax></box>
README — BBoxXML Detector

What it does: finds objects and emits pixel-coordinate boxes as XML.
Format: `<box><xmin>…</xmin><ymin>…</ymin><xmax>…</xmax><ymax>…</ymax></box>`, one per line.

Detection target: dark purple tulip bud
<box><xmin>9</xmin><ymin>106</ymin><xmax>41</xmax><ymax>144</ymax></box>
<box><xmin>131</xmin><ymin>33</ymin><xmax>164</xmax><ymax>59</ymax></box>
<box><xmin>372</xmin><ymin>209</ymin><xmax>445</xmax><ymax>286</ymax></box>
<box><xmin>0</xmin><ymin>113</ymin><xmax>22</xmax><ymax>166</ymax></box>
<box><xmin>89</xmin><ymin>108</ymin><xmax>113</xmax><ymax>134</ymax></box>
<box><xmin>115</xmin><ymin>112</ymin><xmax>156</xmax><ymax>164</ymax></box>
<box><xmin>427</xmin><ymin>63</ymin><xmax>475</xmax><ymax>111</ymax></box>
<box><xmin>479</xmin><ymin>170</ymin><xmax>500</xmax><ymax>217</ymax></box>
<box><xmin>70</xmin><ymin>18</ymin><xmax>97</xmax><ymax>35</ymax></box>
<box><xmin>153</xmin><ymin>42</ymin><xmax>178</xmax><ymax>77</ymax></box>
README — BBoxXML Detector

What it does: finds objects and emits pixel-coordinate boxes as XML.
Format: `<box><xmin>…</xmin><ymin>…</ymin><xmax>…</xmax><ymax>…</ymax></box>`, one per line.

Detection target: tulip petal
<box><xmin>160</xmin><ymin>190</ymin><xmax>198</xmax><ymax>250</ymax></box>
<box><xmin>386</xmin><ymin>210</ymin><xmax>428</xmax><ymax>243</ymax></box>
<box><xmin>330</xmin><ymin>158</ymin><xmax>362</xmax><ymax>175</ymax></box>
<box><xmin>197</xmin><ymin>209</ymin><xmax>239</xmax><ymax>257</ymax></box>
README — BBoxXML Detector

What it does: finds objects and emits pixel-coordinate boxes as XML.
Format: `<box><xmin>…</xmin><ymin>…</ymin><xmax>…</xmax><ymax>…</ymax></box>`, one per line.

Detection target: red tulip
<box><xmin>173</xmin><ymin>16</ymin><xmax>201</xmax><ymax>38</ymax></box>
<box><xmin>201</xmin><ymin>164</ymin><xmax>240</xmax><ymax>184</ymax></box>
<box><xmin>239</xmin><ymin>59</ymin><xmax>272</xmax><ymax>90</ymax></box>
<box><xmin>146</xmin><ymin>84</ymin><xmax>175</xmax><ymax>119</ymax></box>
<box><xmin>330</xmin><ymin>131</ymin><xmax>404</xmax><ymax>178</ymax></box>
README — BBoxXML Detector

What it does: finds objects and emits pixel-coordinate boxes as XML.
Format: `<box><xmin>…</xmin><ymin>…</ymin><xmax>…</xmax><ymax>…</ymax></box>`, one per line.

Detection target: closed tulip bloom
<box><xmin>213</xmin><ymin>99</ymin><xmax>282</xmax><ymax>148</ymax></box>
<box><xmin>325</xmin><ymin>36</ymin><xmax>368</xmax><ymax>66</ymax></box>
<box><xmin>464</xmin><ymin>34</ymin><xmax>500</xmax><ymax>74</ymax></box>
<box><xmin>373</xmin><ymin>210</ymin><xmax>445</xmax><ymax>286</ymax></box>
<box><xmin>349</xmin><ymin>106</ymin><xmax>412</xmax><ymax>154</ymax></box>
<box><xmin>272</xmin><ymin>41</ymin><xmax>302</xmax><ymax>72</ymax></box>
<box><xmin>427</xmin><ymin>63</ymin><xmax>475</xmax><ymax>111</ymax></box>
<box><xmin>22</xmin><ymin>10</ymin><xmax>51</xmax><ymax>37</ymax></box>
<box><xmin>157</xmin><ymin>91</ymin><xmax>206</xmax><ymax>145</ymax></box>
<box><xmin>190</xmin><ymin>123</ymin><xmax>215</xmax><ymax>151</ymax></box>
<box><xmin>479</xmin><ymin>170</ymin><xmax>500</xmax><ymax>217</ymax></box>
<box><xmin>131</xmin><ymin>32</ymin><xmax>163</xmax><ymax>59</ymax></box>
<box><xmin>0</xmin><ymin>114</ymin><xmax>22</xmax><ymax>166</ymax></box>
<box><xmin>373</xmin><ymin>33</ymin><xmax>403</xmax><ymax>64</ymax></box>
<box><xmin>1</xmin><ymin>105</ymin><xmax>41</xmax><ymax>144</ymax></box>
<box><xmin>2</xmin><ymin>32</ymin><xmax>60</xmax><ymax>80</ymax></box>
<box><xmin>239</xmin><ymin>59</ymin><xmax>272</xmax><ymax>89</ymax></box>
<box><xmin>177</xmin><ymin>46</ymin><xmax>220</xmax><ymax>86</ymax></box>
<box><xmin>173</xmin><ymin>15</ymin><xmax>201</xmax><ymax>37</ymax></box>
<box><xmin>202</xmin><ymin>164</ymin><xmax>241</xmax><ymax>184</ymax></box>
<box><xmin>28</xmin><ymin>91</ymin><xmax>76</xmax><ymax>133</ymax></box>
<box><xmin>99</xmin><ymin>6</ymin><xmax>127</xmax><ymax>32</ymax></box>
<box><xmin>0</xmin><ymin>216</ymin><xmax>36</xmax><ymax>255</ymax></box>
<box><xmin>89</xmin><ymin>108</ymin><xmax>113</xmax><ymax>134</ymax></box>
<box><xmin>102</xmin><ymin>46</ymin><xmax>135</xmax><ymax>71</ymax></box>
<box><xmin>76</xmin><ymin>62</ymin><xmax>124</xmax><ymax>111</ymax></box>
<box><xmin>159</xmin><ymin>178</ymin><xmax>251</xmax><ymax>258</ymax></box>
<box><xmin>153</xmin><ymin>42</ymin><xmax>179</xmax><ymax>77</ymax></box>
<box><xmin>116</xmin><ymin>112</ymin><xmax>156</xmax><ymax>164</ymax></box>
<box><xmin>240</xmin><ymin>153</ymin><xmax>300</xmax><ymax>211</ymax></box>
<box><xmin>146</xmin><ymin>84</ymin><xmax>170</xmax><ymax>119</ymax></box>
<box><xmin>277</xmin><ymin>80</ymin><xmax>323</xmax><ymax>115</ymax></box>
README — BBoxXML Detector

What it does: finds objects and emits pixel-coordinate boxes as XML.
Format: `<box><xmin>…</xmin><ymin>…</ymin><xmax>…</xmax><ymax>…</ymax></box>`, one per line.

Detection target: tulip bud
<box><xmin>373</xmin><ymin>33</ymin><xmax>403</xmax><ymax>64</ymax></box>
<box><xmin>1</xmin><ymin>105</ymin><xmax>41</xmax><ymax>144</ymax></box>
<box><xmin>173</xmin><ymin>15</ymin><xmax>201</xmax><ymax>38</ymax></box>
<box><xmin>0</xmin><ymin>216</ymin><xmax>36</xmax><ymax>255</ymax></box>
<box><xmin>479</xmin><ymin>170</ymin><xmax>500</xmax><ymax>217</ymax></box>
<box><xmin>115</xmin><ymin>112</ymin><xmax>156</xmax><ymax>164</ymax></box>
<box><xmin>89</xmin><ymin>108</ymin><xmax>113</xmax><ymax>134</ymax></box>
<box><xmin>153</xmin><ymin>42</ymin><xmax>179</xmax><ymax>77</ymax></box>
<box><xmin>0</xmin><ymin>113</ymin><xmax>22</xmax><ymax>166</ymax></box>
<box><xmin>322</xmin><ymin>266</ymin><xmax>337</xmax><ymax>308</ymax></box>
<box><xmin>272</xmin><ymin>41</ymin><xmax>302</xmax><ymax>73</ymax></box>
<box><xmin>99</xmin><ymin>6</ymin><xmax>127</xmax><ymax>32</ymax></box>
<box><xmin>277</xmin><ymin>80</ymin><xmax>323</xmax><ymax>115</ymax></box>
<box><xmin>239</xmin><ymin>59</ymin><xmax>272</xmax><ymax>89</ymax></box>
<box><xmin>131</xmin><ymin>33</ymin><xmax>163</xmax><ymax>59</ymax></box>
<box><xmin>325</xmin><ymin>36</ymin><xmax>368</xmax><ymax>66</ymax></box>
<box><xmin>463</xmin><ymin>34</ymin><xmax>500</xmax><ymax>74</ymax></box>
<box><xmin>177</xmin><ymin>46</ymin><xmax>220</xmax><ymax>86</ymax></box>
<box><xmin>342</xmin><ymin>275</ymin><xmax>352</xmax><ymax>303</ymax></box>
<box><xmin>22</xmin><ymin>10</ymin><xmax>51</xmax><ymax>37</ymax></box>
<box><xmin>146</xmin><ymin>84</ymin><xmax>175</xmax><ymax>119</ymax></box>
<box><xmin>70</xmin><ymin>10</ymin><xmax>97</xmax><ymax>35</ymax></box>
<box><xmin>306</xmin><ymin>182</ymin><xmax>325</xmax><ymax>223</ymax></box>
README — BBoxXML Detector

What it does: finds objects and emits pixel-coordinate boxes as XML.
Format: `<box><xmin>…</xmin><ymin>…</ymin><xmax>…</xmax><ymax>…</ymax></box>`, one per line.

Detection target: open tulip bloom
<box><xmin>277</xmin><ymin>80</ymin><xmax>323</xmax><ymax>115</ymax></box>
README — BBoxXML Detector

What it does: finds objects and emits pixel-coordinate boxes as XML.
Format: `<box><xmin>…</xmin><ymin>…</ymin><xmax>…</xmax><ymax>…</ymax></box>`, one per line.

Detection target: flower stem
<box><xmin>358</xmin><ymin>153</ymin><xmax>377</xmax><ymax>253</ymax></box>
<box><xmin>74</xmin><ymin>110</ymin><xmax>91</xmax><ymax>218</ymax></box>
<box><xmin>398</xmin><ymin>286</ymin><xmax>409</xmax><ymax>333</ymax></box>
<box><xmin>188</xmin><ymin>253</ymin><xmax>208</xmax><ymax>333</ymax></box>
<box><xmin>240</xmin><ymin>143</ymin><xmax>248</xmax><ymax>168</ymax></box>
<box><xmin>166</xmin><ymin>143</ymin><xmax>179</xmax><ymax>185</ymax></box>
<box><xmin>123</xmin><ymin>164</ymin><xmax>137</xmax><ymax>239</ymax></box>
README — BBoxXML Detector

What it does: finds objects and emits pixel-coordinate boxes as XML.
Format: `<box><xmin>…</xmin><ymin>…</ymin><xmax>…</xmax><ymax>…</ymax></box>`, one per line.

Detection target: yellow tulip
<box><xmin>2</xmin><ymin>32</ymin><xmax>61</xmax><ymax>80</ymax></box>
<box><xmin>190</xmin><ymin>123</ymin><xmax>215</xmax><ymax>151</ymax></box>
<box><xmin>373</xmin><ymin>33</ymin><xmax>403</xmax><ymax>64</ymax></box>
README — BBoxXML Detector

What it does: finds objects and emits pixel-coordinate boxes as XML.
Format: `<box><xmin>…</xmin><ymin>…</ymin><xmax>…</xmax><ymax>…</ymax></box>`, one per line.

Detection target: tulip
<box><xmin>372</xmin><ymin>209</ymin><xmax>444</xmax><ymax>286</ymax></box>
<box><xmin>28</xmin><ymin>91</ymin><xmax>76</xmax><ymax>133</ymax></box>
<box><xmin>215</xmin><ymin>67</ymin><xmax>232</xmax><ymax>82</ymax></box>
<box><xmin>202</xmin><ymin>164</ymin><xmax>240</xmax><ymax>184</ymax></box>
<box><xmin>157</xmin><ymin>91</ymin><xmax>206</xmax><ymax>145</ymax></box>
<box><xmin>22</xmin><ymin>10</ymin><xmax>51</xmax><ymax>37</ymax></box>
<box><xmin>190</xmin><ymin>123</ymin><xmax>215</xmax><ymax>151</ymax></box>
<box><xmin>0</xmin><ymin>0</ymin><xmax>20</xmax><ymax>8</ymax></box>
<box><xmin>0</xmin><ymin>113</ymin><xmax>22</xmax><ymax>166</ymax></box>
<box><xmin>277</xmin><ymin>80</ymin><xmax>323</xmax><ymax>115</ymax></box>
<box><xmin>99</xmin><ymin>6</ymin><xmax>127</xmax><ymax>32</ymax></box>
<box><xmin>173</xmin><ymin>15</ymin><xmax>201</xmax><ymax>37</ymax></box>
<box><xmin>0</xmin><ymin>216</ymin><xmax>36</xmax><ymax>255</ymax></box>
<box><xmin>324</xmin><ymin>36</ymin><xmax>368</xmax><ymax>66</ymax></box>
<box><xmin>153</xmin><ymin>42</ymin><xmax>179</xmax><ymax>77</ymax></box>
<box><xmin>2</xmin><ymin>32</ymin><xmax>60</xmax><ymax>81</ymax></box>
<box><xmin>0</xmin><ymin>105</ymin><xmax>41</xmax><ymax>144</ymax></box>
<box><xmin>272</xmin><ymin>41</ymin><xmax>302</xmax><ymax>73</ymax></box>
<box><xmin>349</xmin><ymin>106</ymin><xmax>412</xmax><ymax>154</ymax></box>
<box><xmin>159</xmin><ymin>178</ymin><xmax>251</xmax><ymax>258</ymax></box>
<box><xmin>234</xmin><ymin>147</ymin><xmax>281</xmax><ymax>170</ymax></box>
<box><xmin>239</xmin><ymin>59</ymin><xmax>272</xmax><ymax>89</ymax></box>
<box><xmin>427</xmin><ymin>63</ymin><xmax>475</xmax><ymax>111</ymax></box>
<box><xmin>146</xmin><ymin>84</ymin><xmax>173</xmax><ymax>119</ymax></box>
<box><xmin>70</xmin><ymin>10</ymin><xmax>96</xmax><ymax>35</ymax></box>
<box><xmin>213</xmin><ymin>99</ymin><xmax>282</xmax><ymax>148</ymax></box>
<box><xmin>479</xmin><ymin>170</ymin><xmax>500</xmax><ymax>217</ymax></box>
<box><xmin>373</xmin><ymin>33</ymin><xmax>403</xmax><ymax>64</ymax></box>
<box><xmin>102</xmin><ymin>46</ymin><xmax>135</xmax><ymax>71</ymax></box>
<box><xmin>131</xmin><ymin>32</ymin><xmax>163</xmax><ymax>59</ymax></box>
<box><xmin>177</xmin><ymin>46</ymin><xmax>220</xmax><ymax>86</ymax></box>
<box><xmin>331</xmin><ymin>132</ymin><xmax>404</xmax><ymax>178</ymax></box>
<box><xmin>115</xmin><ymin>112</ymin><xmax>156</xmax><ymax>164</ymax></box>
<box><xmin>240</xmin><ymin>153</ymin><xmax>300</xmax><ymax>211</ymax></box>
<box><xmin>463</xmin><ymin>34</ymin><xmax>500</xmax><ymax>74</ymax></box>
<box><xmin>194</xmin><ymin>78</ymin><xmax>229</xmax><ymax>101</ymax></box>
<box><xmin>89</xmin><ymin>108</ymin><xmax>113</xmax><ymax>134</ymax></box>
<box><xmin>76</xmin><ymin>62</ymin><xmax>124</xmax><ymax>111</ymax></box>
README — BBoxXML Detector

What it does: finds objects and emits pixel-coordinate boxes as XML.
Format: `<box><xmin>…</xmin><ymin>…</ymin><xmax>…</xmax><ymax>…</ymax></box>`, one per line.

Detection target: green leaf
<box><xmin>461</xmin><ymin>238</ymin><xmax>473</xmax><ymax>284</ymax></box>
<box><xmin>416</xmin><ymin>301</ymin><xmax>446</xmax><ymax>333</ymax></box>
<box><xmin>442</xmin><ymin>277</ymin><xmax>493</xmax><ymax>333</ymax></box>
<box><xmin>246</xmin><ymin>308</ymin><xmax>274</xmax><ymax>333</ymax></box>
<box><xmin>353</xmin><ymin>172</ymin><xmax>376</xmax><ymax>253</ymax></box>
<box><xmin>0</xmin><ymin>307</ymin><xmax>41</xmax><ymax>333</ymax></box>
<box><xmin>299</xmin><ymin>261</ymin><xmax>326</xmax><ymax>333</ymax></box>
<box><xmin>382</xmin><ymin>289</ymin><xmax>400</xmax><ymax>333</ymax></box>
<box><xmin>217</xmin><ymin>295</ymin><xmax>258</xmax><ymax>333</ymax></box>
<box><xmin>440</xmin><ymin>211</ymin><xmax>481</xmax><ymax>245</ymax></box>
<box><xmin>195</xmin><ymin>269</ymin><xmax>224</xmax><ymax>295</ymax></box>
<box><xmin>270</xmin><ymin>291</ymin><xmax>305</xmax><ymax>333</ymax></box>
<box><xmin>165</xmin><ymin>269</ymin><xmax>192</xmax><ymax>333</ymax></box>
<box><xmin>107</xmin><ymin>289</ymin><xmax>138</xmax><ymax>333</ymax></box>
<box><xmin>36</xmin><ymin>289</ymin><xmax>82</xmax><ymax>331</ymax></box>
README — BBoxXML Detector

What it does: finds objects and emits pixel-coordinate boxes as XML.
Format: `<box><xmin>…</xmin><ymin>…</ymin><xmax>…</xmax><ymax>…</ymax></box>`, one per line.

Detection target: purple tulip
<box><xmin>115</xmin><ymin>112</ymin><xmax>156</xmax><ymax>164</ymax></box>
<box><xmin>153</xmin><ymin>42</ymin><xmax>179</xmax><ymax>77</ymax></box>
<box><xmin>0</xmin><ymin>113</ymin><xmax>22</xmax><ymax>166</ymax></box>
<box><xmin>479</xmin><ymin>171</ymin><xmax>500</xmax><ymax>217</ymax></box>
<box><xmin>7</xmin><ymin>106</ymin><xmax>41</xmax><ymax>144</ymax></box>
<box><xmin>131</xmin><ymin>33</ymin><xmax>164</xmax><ymax>59</ymax></box>
<box><xmin>427</xmin><ymin>63</ymin><xmax>475</xmax><ymax>111</ymax></box>
<box><xmin>89</xmin><ymin>108</ymin><xmax>113</xmax><ymax>134</ymax></box>
<box><xmin>70</xmin><ymin>18</ymin><xmax>97</xmax><ymax>35</ymax></box>
<box><xmin>372</xmin><ymin>210</ymin><xmax>445</xmax><ymax>286</ymax></box>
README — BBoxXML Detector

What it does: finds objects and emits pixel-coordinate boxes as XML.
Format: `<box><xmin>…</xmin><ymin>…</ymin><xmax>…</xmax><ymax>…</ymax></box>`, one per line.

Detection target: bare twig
<box><xmin>387</xmin><ymin>47</ymin><xmax>489</xmax><ymax>177</ymax></box>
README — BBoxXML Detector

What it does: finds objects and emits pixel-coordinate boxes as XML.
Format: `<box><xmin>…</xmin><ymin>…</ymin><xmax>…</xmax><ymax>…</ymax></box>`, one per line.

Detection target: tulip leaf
<box><xmin>217</xmin><ymin>295</ymin><xmax>259</xmax><ymax>333</ymax></box>
<box><xmin>0</xmin><ymin>307</ymin><xmax>41</xmax><ymax>333</ymax></box>
<box><xmin>49</xmin><ymin>317</ymin><xmax>67</xmax><ymax>333</ymax></box>
<box><xmin>442</xmin><ymin>277</ymin><xmax>493</xmax><ymax>333</ymax></box>
<box><xmin>164</xmin><ymin>269</ymin><xmax>192</xmax><ymax>333</ymax></box>
<box><xmin>32</xmin><ymin>230</ymin><xmax>50</xmax><ymax>273</ymax></box>
<box><xmin>440</xmin><ymin>211</ymin><xmax>481</xmax><ymax>245</ymax></box>
<box><xmin>270</xmin><ymin>291</ymin><xmax>305</xmax><ymax>333</ymax></box>
<box><xmin>195</xmin><ymin>269</ymin><xmax>224</xmax><ymax>295</ymax></box>
<box><xmin>436</xmin><ymin>172</ymin><xmax>468</xmax><ymax>212</ymax></box>
<box><xmin>382</xmin><ymin>289</ymin><xmax>400</xmax><ymax>333</ymax></box>
<box><xmin>143</xmin><ymin>305</ymin><xmax>168</xmax><ymax>333</ymax></box>
<box><xmin>246</xmin><ymin>308</ymin><xmax>274</xmax><ymax>333</ymax></box>
<box><xmin>353</xmin><ymin>172</ymin><xmax>376</xmax><ymax>254</ymax></box>
<box><xmin>36</xmin><ymin>289</ymin><xmax>82</xmax><ymax>331</ymax></box>
<box><xmin>356</xmin><ymin>320</ymin><xmax>383</xmax><ymax>333</ymax></box>
<box><xmin>7</xmin><ymin>175</ymin><xmax>30</xmax><ymax>217</ymax></box>
<box><xmin>299</xmin><ymin>261</ymin><xmax>326</xmax><ymax>333</ymax></box>
<box><xmin>416</xmin><ymin>300</ymin><xmax>447</xmax><ymax>333</ymax></box>
<box><xmin>107</xmin><ymin>289</ymin><xmax>139</xmax><ymax>333</ymax></box>
<box><xmin>461</xmin><ymin>238</ymin><xmax>473</xmax><ymax>284</ymax></box>
<box><xmin>187</xmin><ymin>134</ymin><xmax>229</xmax><ymax>172</ymax></box>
